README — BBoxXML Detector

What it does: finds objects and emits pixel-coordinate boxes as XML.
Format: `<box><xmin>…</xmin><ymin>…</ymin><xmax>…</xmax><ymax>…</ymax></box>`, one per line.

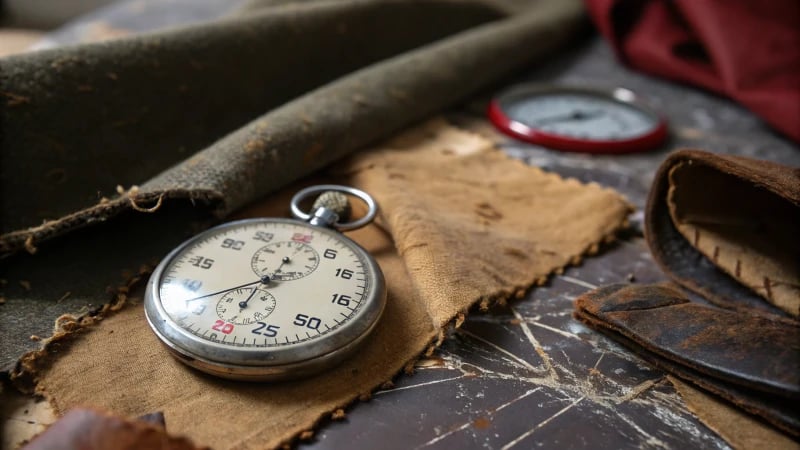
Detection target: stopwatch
<box><xmin>488</xmin><ymin>84</ymin><xmax>668</xmax><ymax>153</ymax></box>
<box><xmin>144</xmin><ymin>185</ymin><xmax>386</xmax><ymax>381</ymax></box>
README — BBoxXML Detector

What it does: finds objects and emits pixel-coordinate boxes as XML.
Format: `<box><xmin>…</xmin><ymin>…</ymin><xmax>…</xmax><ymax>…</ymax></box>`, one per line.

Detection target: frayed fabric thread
<box><xmin>10</xmin><ymin>264</ymin><xmax>153</xmax><ymax>393</ymax></box>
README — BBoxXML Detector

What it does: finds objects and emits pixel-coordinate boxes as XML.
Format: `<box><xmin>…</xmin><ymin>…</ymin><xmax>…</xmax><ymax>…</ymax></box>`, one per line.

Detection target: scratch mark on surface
<box><xmin>499</xmin><ymin>396</ymin><xmax>585</xmax><ymax>450</ymax></box>
<box><xmin>511</xmin><ymin>307</ymin><xmax>558</xmax><ymax>380</ymax></box>
<box><xmin>560</xmin><ymin>349</ymin><xmax>573</xmax><ymax>367</ymax></box>
<box><xmin>593</xmin><ymin>353</ymin><xmax>605</xmax><ymax>370</ymax></box>
<box><xmin>560</xmin><ymin>276</ymin><xmax>598</xmax><ymax>290</ymax></box>
<box><xmin>528</xmin><ymin>320</ymin><xmax>582</xmax><ymax>341</ymax></box>
<box><xmin>615</xmin><ymin>411</ymin><xmax>670</xmax><ymax>449</ymax></box>
<box><xmin>492</xmin><ymin>387</ymin><xmax>543</xmax><ymax>413</ymax></box>
<box><xmin>416</xmin><ymin>420</ymin><xmax>474</xmax><ymax>448</ymax></box>
<box><xmin>374</xmin><ymin>375</ymin><xmax>466</xmax><ymax>396</ymax></box>
<box><xmin>457</xmin><ymin>328</ymin><xmax>540</xmax><ymax>373</ymax></box>
<box><xmin>415</xmin><ymin>388</ymin><xmax>544</xmax><ymax>449</ymax></box>
<box><xmin>615</xmin><ymin>377</ymin><xmax>665</xmax><ymax>405</ymax></box>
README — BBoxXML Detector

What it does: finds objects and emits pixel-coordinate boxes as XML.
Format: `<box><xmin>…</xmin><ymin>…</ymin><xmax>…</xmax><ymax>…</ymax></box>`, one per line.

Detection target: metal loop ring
<box><xmin>291</xmin><ymin>185</ymin><xmax>378</xmax><ymax>231</ymax></box>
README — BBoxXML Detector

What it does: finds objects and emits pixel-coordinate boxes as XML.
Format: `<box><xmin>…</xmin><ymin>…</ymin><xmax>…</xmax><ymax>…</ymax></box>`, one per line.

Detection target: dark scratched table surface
<box><xmin>12</xmin><ymin>1</ymin><xmax>800</xmax><ymax>449</ymax></box>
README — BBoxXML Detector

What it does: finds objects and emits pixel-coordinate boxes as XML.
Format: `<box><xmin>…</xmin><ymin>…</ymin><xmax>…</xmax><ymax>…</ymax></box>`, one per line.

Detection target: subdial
<box><xmin>251</xmin><ymin>241</ymin><xmax>320</xmax><ymax>281</ymax></box>
<box><xmin>216</xmin><ymin>288</ymin><xmax>276</xmax><ymax>325</ymax></box>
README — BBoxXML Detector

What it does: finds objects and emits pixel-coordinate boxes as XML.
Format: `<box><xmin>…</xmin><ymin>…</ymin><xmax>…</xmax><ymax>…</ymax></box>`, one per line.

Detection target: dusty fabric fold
<box><xmin>584</xmin><ymin>0</ymin><xmax>800</xmax><ymax>143</ymax></box>
<box><xmin>1</xmin><ymin>0</ymin><xmax>503</xmax><ymax>242</ymax></box>
<box><xmin>27</xmin><ymin>120</ymin><xmax>632</xmax><ymax>449</ymax></box>
<box><xmin>0</xmin><ymin>0</ymin><xmax>586</xmax><ymax>256</ymax></box>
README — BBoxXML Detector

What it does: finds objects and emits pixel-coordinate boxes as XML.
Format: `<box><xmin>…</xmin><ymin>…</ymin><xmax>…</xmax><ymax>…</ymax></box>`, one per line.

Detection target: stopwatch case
<box><xmin>144</xmin><ymin>218</ymin><xmax>386</xmax><ymax>381</ymax></box>
<box><xmin>488</xmin><ymin>84</ymin><xmax>668</xmax><ymax>154</ymax></box>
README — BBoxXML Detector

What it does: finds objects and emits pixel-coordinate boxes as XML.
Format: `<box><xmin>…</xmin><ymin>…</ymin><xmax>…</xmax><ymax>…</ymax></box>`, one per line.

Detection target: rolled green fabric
<box><xmin>0</xmin><ymin>0</ymin><xmax>585</xmax><ymax>256</ymax></box>
<box><xmin>0</xmin><ymin>0</ymin><xmax>505</xmax><ymax>239</ymax></box>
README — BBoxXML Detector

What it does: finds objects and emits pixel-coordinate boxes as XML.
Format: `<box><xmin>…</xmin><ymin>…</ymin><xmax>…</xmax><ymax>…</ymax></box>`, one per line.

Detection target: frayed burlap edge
<box><xmin>9</xmin><ymin>264</ymin><xmax>155</xmax><ymax>392</ymax></box>
<box><xmin>9</xmin><ymin>217</ymin><xmax>629</xmax><ymax>448</ymax></box>
<box><xmin>0</xmin><ymin>189</ymin><xmax>223</xmax><ymax>258</ymax></box>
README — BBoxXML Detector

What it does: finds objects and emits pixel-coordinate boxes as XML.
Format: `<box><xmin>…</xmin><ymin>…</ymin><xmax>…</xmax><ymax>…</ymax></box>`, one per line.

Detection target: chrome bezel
<box><xmin>144</xmin><ymin>218</ymin><xmax>386</xmax><ymax>381</ymax></box>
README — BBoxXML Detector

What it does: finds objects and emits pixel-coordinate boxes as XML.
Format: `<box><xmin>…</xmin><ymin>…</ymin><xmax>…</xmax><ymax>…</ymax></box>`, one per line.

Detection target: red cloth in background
<box><xmin>585</xmin><ymin>0</ymin><xmax>800</xmax><ymax>143</ymax></box>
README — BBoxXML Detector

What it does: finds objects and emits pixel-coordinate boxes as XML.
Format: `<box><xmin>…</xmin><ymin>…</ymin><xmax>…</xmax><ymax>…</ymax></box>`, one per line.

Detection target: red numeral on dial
<box><xmin>212</xmin><ymin>319</ymin><xmax>234</xmax><ymax>334</ymax></box>
<box><xmin>291</xmin><ymin>233</ymin><xmax>313</xmax><ymax>243</ymax></box>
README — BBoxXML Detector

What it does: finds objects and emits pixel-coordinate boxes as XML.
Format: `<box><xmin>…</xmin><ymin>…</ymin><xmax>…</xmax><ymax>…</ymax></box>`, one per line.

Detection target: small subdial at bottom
<box><xmin>216</xmin><ymin>288</ymin><xmax>277</xmax><ymax>325</ymax></box>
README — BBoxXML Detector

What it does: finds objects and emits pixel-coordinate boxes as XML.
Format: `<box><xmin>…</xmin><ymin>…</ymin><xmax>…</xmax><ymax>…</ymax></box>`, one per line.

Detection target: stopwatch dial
<box><xmin>216</xmin><ymin>288</ymin><xmax>276</xmax><ymax>325</ymax></box>
<box><xmin>250</xmin><ymin>241</ymin><xmax>320</xmax><ymax>281</ymax></box>
<box><xmin>155</xmin><ymin>220</ymin><xmax>373</xmax><ymax>349</ymax></box>
<box><xmin>504</xmin><ymin>93</ymin><xmax>657</xmax><ymax>140</ymax></box>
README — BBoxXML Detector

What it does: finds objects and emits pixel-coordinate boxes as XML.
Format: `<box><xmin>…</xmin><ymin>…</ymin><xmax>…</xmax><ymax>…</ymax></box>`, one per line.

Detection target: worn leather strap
<box><xmin>574</xmin><ymin>283</ymin><xmax>800</xmax><ymax>437</ymax></box>
<box><xmin>645</xmin><ymin>149</ymin><xmax>800</xmax><ymax>318</ymax></box>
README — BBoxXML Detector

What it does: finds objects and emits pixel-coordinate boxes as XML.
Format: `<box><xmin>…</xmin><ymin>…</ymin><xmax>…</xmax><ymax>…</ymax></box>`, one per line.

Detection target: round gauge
<box><xmin>144</xmin><ymin>186</ymin><xmax>386</xmax><ymax>381</ymax></box>
<box><xmin>488</xmin><ymin>84</ymin><xmax>668</xmax><ymax>153</ymax></box>
<box><xmin>215</xmin><ymin>287</ymin><xmax>276</xmax><ymax>325</ymax></box>
<box><xmin>250</xmin><ymin>241</ymin><xmax>320</xmax><ymax>281</ymax></box>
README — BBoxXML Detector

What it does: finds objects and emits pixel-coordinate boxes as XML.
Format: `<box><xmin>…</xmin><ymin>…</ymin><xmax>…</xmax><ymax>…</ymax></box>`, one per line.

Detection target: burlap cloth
<box><xmin>671</xmin><ymin>377</ymin><xmax>799</xmax><ymax>450</ymax></box>
<box><xmin>2</xmin><ymin>0</ymin><xmax>588</xmax><ymax>373</ymax></box>
<box><xmin>29</xmin><ymin>120</ymin><xmax>631</xmax><ymax>449</ymax></box>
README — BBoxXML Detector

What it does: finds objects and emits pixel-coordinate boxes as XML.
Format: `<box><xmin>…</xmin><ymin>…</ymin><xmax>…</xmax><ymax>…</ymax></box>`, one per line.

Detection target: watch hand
<box><xmin>534</xmin><ymin>110</ymin><xmax>604</xmax><ymax>125</ymax></box>
<box><xmin>273</xmin><ymin>257</ymin><xmax>289</xmax><ymax>274</ymax></box>
<box><xmin>238</xmin><ymin>287</ymin><xmax>259</xmax><ymax>310</ymax></box>
<box><xmin>270</xmin><ymin>245</ymin><xmax>304</xmax><ymax>277</ymax></box>
<box><xmin>183</xmin><ymin>275</ymin><xmax>271</xmax><ymax>304</ymax></box>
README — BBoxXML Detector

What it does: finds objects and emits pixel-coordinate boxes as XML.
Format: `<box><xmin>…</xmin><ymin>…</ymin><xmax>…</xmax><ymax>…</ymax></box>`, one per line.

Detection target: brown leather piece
<box><xmin>645</xmin><ymin>149</ymin><xmax>800</xmax><ymax>317</ymax></box>
<box><xmin>667</xmin><ymin>162</ymin><xmax>800</xmax><ymax>316</ymax></box>
<box><xmin>573</xmin><ymin>283</ymin><xmax>800</xmax><ymax>437</ymax></box>
<box><xmin>22</xmin><ymin>408</ymin><xmax>205</xmax><ymax>450</ymax></box>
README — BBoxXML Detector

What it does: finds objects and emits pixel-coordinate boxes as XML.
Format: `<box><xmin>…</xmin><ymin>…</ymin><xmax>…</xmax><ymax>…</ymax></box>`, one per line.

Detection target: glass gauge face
<box><xmin>155</xmin><ymin>220</ymin><xmax>371</xmax><ymax>350</ymax></box>
<box><xmin>502</xmin><ymin>93</ymin><xmax>658</xmax><ymax>141</ymax></box>
<box><xmin>489</xmin><ymin>85</ymin><xmax>668</xmax><ymax>153</ymax></box>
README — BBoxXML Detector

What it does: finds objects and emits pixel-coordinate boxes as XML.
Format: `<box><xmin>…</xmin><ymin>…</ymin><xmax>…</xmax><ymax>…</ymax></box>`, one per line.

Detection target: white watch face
<box><xmin>155</xmin><ymin>220</ymin><xmax>372</xmax><ymax>350</ymax></box>
<box><xmin>503</xmin><ymin>93</ymin><xmax>658</xmax><ymax>140</ymax></box>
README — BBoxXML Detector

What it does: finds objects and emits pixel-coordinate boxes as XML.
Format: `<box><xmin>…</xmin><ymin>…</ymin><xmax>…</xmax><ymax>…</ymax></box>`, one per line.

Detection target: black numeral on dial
<box><xmin>252</xmin><ymin>322</ymin><xmax>280</xmax><ymax>337</ymax></box>
<box><xmin>221</xmin><ymin>238</ymin><xmax>245</xmax><ymax>250</ymax></box>
<box><xmin>335</xmin><ymin>268</ymin><xmax>353</xmax><ymax>279</ymax></box>
<box><xmin>331</xmin><ymin>294</ymin><xmax>351</xmax><ymax>306</ymax></box>
<box><xmin>253</xmin><ymin>231</ymin><xmax>274</xmax><ymax>243</ymax></box>
<box><xmin>323</xmin><ymin>249</ymin><xmax>337</xmax><ymax>259</ymax></box>
<box><xmin>294</xmin><ymin>314</ymin><xmax>321</xmax><ymax>330</ymax></box>
<box><xmin>189</xmin><ymin>256</ymin><xmax>214</xmax><ymax>269</ymax></box>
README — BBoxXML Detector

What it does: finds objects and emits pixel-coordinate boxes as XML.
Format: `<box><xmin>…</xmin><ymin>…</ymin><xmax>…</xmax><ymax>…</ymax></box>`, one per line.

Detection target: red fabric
<box><xmin>585</xmin><ymin>0</ymin><xmax>800</xmax><ymax>143</ymax></box>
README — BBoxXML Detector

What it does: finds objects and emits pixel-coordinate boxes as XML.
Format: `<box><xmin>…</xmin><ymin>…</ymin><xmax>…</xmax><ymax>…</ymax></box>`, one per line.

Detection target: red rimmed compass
<box><xmin>488</xmin><ymin>84</ymin><xmax>668</xmax><ymax>154</ymax></box>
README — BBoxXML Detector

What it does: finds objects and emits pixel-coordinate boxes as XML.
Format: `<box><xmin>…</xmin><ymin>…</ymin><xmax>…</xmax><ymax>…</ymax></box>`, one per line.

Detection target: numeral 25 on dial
<box><xmin>252</xmin><ymin>322</ymin><xmax>280</xmax><ymax>337</ymax></box>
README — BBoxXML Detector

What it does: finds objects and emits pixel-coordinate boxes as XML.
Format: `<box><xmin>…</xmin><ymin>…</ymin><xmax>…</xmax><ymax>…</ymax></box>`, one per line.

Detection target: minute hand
<box><xmin>534</xmin><ymin>110</ymin><xmax>604</xmax><ymax>126</ymax></box>
<box><xmin>183</xmin><ymin>279</ymin><xmax>263</xmax><ymax>304</ymax></box>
